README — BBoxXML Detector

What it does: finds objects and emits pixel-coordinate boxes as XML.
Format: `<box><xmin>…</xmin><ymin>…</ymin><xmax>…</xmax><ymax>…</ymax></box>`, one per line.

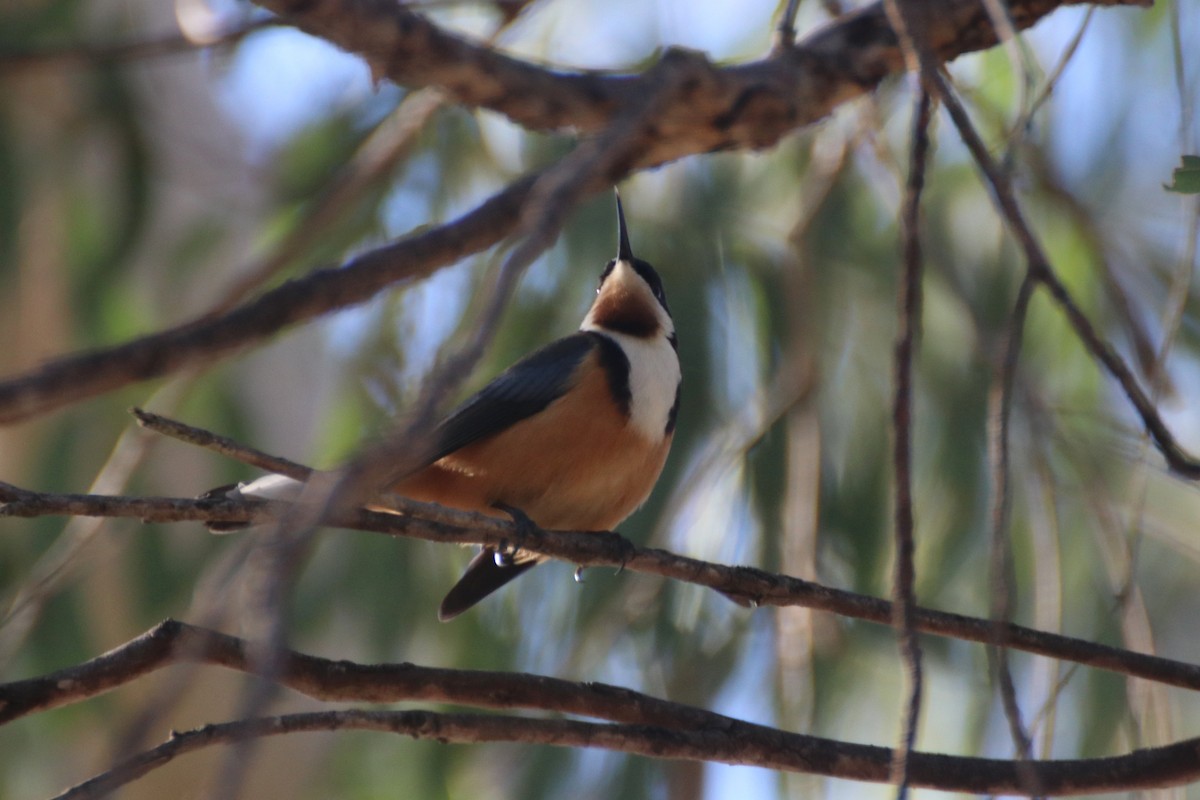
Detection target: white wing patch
<box><xmin>231</xmin><ymin>473</ymin><xmax>305</xmax><ymax>501</ymax></box>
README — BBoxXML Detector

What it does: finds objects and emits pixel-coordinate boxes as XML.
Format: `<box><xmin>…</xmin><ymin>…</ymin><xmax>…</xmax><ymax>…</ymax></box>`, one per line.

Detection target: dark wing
<box><xmin>427</xmin><ymin>332</ymin><xmax>596</xmax><ymax>462</ymax></box>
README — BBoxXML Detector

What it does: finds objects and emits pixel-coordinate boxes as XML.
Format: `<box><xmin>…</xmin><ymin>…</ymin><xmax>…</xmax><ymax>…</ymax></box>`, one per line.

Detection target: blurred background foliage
<box><xmin>1</xmin><ymin>0</ymin><xmax>1199</xmax><ymax>798</ymax></box>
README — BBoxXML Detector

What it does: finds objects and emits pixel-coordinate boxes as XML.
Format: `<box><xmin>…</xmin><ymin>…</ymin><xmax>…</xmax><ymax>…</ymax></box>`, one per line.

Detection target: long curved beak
<box><xmin>615</xmin><ymin>190</ymin><xmax>634</xmax><ymax>262</ymax></box>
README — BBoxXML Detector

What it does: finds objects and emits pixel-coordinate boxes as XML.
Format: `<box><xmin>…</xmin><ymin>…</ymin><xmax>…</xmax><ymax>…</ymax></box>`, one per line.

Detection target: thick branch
<box><xmin>3</xmin><ymin>483</ymin><xmax>1199</xmax><ymax>692</ymax></box>
<box><xmin>259</xmin><ymin>0</ymin><xmax>1145</xmax><ymax>162</ymax></box>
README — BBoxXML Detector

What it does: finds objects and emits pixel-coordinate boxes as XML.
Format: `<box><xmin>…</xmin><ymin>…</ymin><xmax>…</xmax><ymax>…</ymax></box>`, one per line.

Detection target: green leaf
<box><xmin>1165</xmin><ymin>154</ymin><xmax>1200</xmax><ymax>194</ymax></box>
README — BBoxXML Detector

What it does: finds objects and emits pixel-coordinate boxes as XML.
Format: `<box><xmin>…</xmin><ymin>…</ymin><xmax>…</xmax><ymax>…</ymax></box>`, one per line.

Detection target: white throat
<box><xmin>582</xmin><ymin>325</ymin><xmax>679</xmax><ymax>441</ymax></box>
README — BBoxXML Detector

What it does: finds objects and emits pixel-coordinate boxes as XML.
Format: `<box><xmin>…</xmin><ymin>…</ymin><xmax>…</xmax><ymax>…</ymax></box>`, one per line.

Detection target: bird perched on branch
<box><xmin>210</xmin><ymin>193</ymin><xmax>680</xmax><ymax>620</ymax></box>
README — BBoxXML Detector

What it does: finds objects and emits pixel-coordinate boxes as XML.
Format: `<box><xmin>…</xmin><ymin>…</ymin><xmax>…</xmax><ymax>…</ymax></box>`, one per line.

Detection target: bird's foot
<box><xmin>492</xmin><ymin>502</ymin><xmax>538</xmax><ymax>563</ymax></box>
<box><xmin>601</xmin><ymin>529</ymin><xmax>636</xmax><ymax>573</ymax></box>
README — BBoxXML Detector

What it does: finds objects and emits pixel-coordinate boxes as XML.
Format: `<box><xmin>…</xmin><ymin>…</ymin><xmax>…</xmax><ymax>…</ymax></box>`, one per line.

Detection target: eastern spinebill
<box><xmin>209</xmin><ymin>193</ymin><xmax>680</xmax><ymax>620</ymax></box>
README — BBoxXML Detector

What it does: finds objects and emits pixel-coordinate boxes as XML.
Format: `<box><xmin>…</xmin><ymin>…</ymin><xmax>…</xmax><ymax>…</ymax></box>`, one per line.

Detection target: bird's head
<box><xmin>582</xmin><ymin>193</ymin><xmax>675</xmax><ymax>347</ymax></box>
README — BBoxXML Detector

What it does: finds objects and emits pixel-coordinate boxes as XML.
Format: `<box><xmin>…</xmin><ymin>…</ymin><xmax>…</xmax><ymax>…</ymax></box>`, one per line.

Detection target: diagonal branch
<box><xmin>131</xmin><ymin>408</ymin><xmax>313</xmax><ymax>480</ymax></box>
<box><xmin>921</xmin><ymin>70</ymin><xmax>1200</xmax><ymax>479</ymax></box>
<box><xmin>4</xmin><ymin>482</ymin><xmax>1200</xmax><ymax>692</ymax></box>
<box><xmin>0</xmin><ymin>175</ymin><xmax>534</xmax><ymax>425</ymax></box>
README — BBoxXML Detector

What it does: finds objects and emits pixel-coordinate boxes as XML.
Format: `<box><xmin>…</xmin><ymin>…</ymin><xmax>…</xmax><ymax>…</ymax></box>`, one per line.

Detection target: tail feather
<box><xmin>438</xmin><ymin>549</ymin><xmax>538</xmax><ymax>621</ymax></box>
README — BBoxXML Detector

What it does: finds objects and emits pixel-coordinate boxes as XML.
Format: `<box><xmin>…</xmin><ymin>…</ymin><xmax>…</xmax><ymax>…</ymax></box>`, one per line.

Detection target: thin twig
<box><xmin>1009</xmin><ymin>7</ymin><xmax>1095</xmax><ymax>142</ymax></box>
<box><xmin>988</xmin><ymin>272</ymin><xmax>1043</xmax><ymax>795</ymax></box>
<box><xmin>978</xmin><ymin>0</ymin><xmax>1034</xmax><ymax>127</ymax></box>
<box><xmin>888</xmin><ymin>79</ymin><xmax>932</xmax><ymax>798</ymax></box>
<box><xmin>131</xmin><ymin>408</ymin><xmax>312</xmax><ymax>481</ymax></box>
<box><xmin>773</xmin><ymin>0</ymin><xmax>804</xmax><ymax>52</ymax></box>
<box><xmin>877</xmin><ymin>4</ymin><xmax>934</xmax><ymax>793</ymax></box>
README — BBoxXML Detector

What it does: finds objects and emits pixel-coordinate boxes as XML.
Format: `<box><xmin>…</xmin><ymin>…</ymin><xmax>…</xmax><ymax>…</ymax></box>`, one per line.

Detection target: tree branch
<box><xmin>921</xmin><ymin>67</ymin><xmax>1200</xmax><ymax>479</ymax></box>
<box><xmin>0</xmin><ymin>175</ymin><xmax>534</xmax><ymax>425</ymax></box>
<box><xmin>0</xmin><ymin>618</ymin><xmax>754</xmax><ymax>727</ymax></box>
<box><xmin>47</xmin><ymin>701</ymin><xmax>1200</xmax><ymax>799</ymax></box>
<box><xmin>131</xmin><ymin>408</ymin><xmax>313</xmax><ymax>481</ymax></box>
<box><xmin>4</xmin><ymin>620</ymin><xmax>1199</xmax><ymax>798</ymax></box>
<box><xmin>3</xmin><ymin>482</ymin><xmax>1200</xmax><ymax>692</ymax></box>
<box><xmin>0</xmin><ymin>0</ymin><xmax>1148</xmax><ymax>426</ymax></box>
<box><xmin>259</xmin><ymin>0</ymin><xmax>1146</xmax><ymax>157</ymax></box>
<box><xmin>886</xmin><ymin>74</ymin><xmax>932</xmax><ymax>795</ymax></box>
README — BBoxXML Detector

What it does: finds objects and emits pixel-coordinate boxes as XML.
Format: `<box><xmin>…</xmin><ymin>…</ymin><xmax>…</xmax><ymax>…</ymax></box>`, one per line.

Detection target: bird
<box><xmin>209</xmin><ymin>192</ymin><xmax>680</xmax><ymax>621</ymax></box>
